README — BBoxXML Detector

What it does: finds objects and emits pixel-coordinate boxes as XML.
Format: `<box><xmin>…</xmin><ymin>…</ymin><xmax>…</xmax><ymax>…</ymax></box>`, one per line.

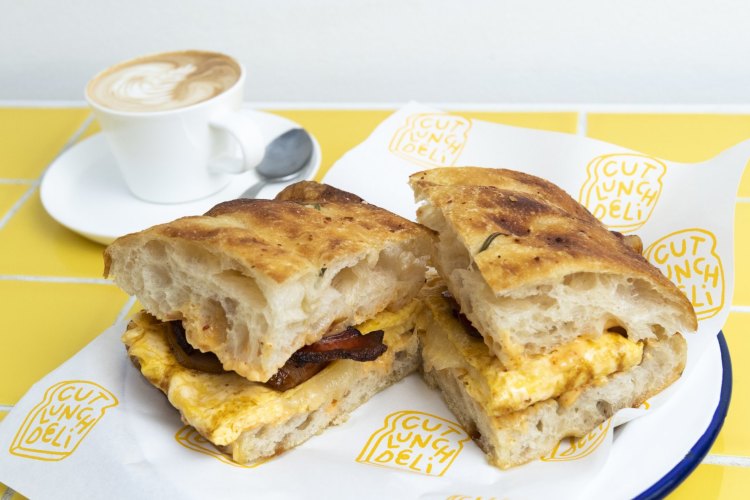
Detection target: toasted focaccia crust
<box><xmin>123</xmin><ymin>299</ymin><xmax>422</xmax><ymax>464</ymax></box>
<box><xmin>106</xmin><ymin>182</ymin><xmax>433</xmax><ymax>382</ymax></box>
<box><xmin>409</xmin><ymin>167</ymin><xmax>696</xmax><ymax>366</ymax></box>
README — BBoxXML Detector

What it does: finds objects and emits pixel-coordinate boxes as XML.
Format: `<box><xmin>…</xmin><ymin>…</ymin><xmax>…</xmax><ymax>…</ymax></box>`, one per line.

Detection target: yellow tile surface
<box><xmin>1</xmin><ymin>107</ymin><xmax>749</xmax><ymax>495</ymax></box>
<box><xmin>0</xmin><ymin>108</ymin><xmax>91</xmax><ymax>179</ymax></box>
<box><xmin>0</xmin><ymin>410</ymin><xmax>5</xmax><ymax>422</ymax></box>
<box><xmin>0</xmin><ymin>184</ymin><xmax>31</xmax><ymax>220</ymax></box>
<box><xmin>267</xmin><ymin>110</ymin><xmax>391</xmax><ymax>180</ymax></box>
<box><xmin>710</xmin><ymin>312</ymin><xmax>750</xmax><ymax>456</ymax></box>
<box><xmin>0</xmin><ymin>190</ymin><xmax>107</xmax><ymax>277</ymax></box>
<box><xmin>269</xmin><ymin>110</ymin><xmax>578</xmax><ymax>180</ymax></box>
<box><xmin>128</xmin><ymin>298</ymin><xmax>143</xmax><ymax>317</ymax></box>
<box><xmin>0</xmin><ymin>280</ymin><xmax>129</xmax><ymax>405</ymax></box>
<box><xmin>735</xmin><ymin>203</ymin><xmax>750</xmax><ymax>306</ymax></box>
<box><xmin>669</xmin><ymin>463</ymin><xmax>750</xmax><ymax>499</ymax></box>
<box><xmin>587</xmin><ymin>114</ymin><xmax>750</xmax><ymax>197</ymax></box>
<box><xmin>79</xmin><ymin>116</ymin><xmax>101</xmax><ymax>141</ymax></box>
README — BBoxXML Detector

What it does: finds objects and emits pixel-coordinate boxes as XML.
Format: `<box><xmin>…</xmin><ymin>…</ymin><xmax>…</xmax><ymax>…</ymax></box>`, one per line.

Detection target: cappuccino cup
<box><xmin>86</xmin><ymin>50</ymin><xmax>263</xmax><ymax>203</ymax></box>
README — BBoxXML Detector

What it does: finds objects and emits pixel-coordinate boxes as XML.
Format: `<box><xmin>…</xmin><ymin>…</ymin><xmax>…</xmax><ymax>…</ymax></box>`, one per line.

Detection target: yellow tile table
<box><xmin>0</xmin><ymin>105</ymin><xmax>746</xmax><ymax>498</ymax></box>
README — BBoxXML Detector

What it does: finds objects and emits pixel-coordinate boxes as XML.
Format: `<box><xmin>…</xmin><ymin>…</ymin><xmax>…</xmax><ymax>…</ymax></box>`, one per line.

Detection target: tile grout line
<box><xmin>14</xmin><ymin>99</ymin><xmax>750</xmax><ymax>114</ymax></box>
<box><xmin>738</xmin><ymin>197</ymin><xmax>750</xmax><ymax>203</ymax></box>
<box><xmin>0</xmin><ymin>404</ymin><xmax>12</xmax><ymax>412</ymax></box>
<box><xmin>0</xmin><ymin>179</ymin><xmax>36</xmax><ymax>185</ymax></box>
<box><xmin>115</xmin><ymin>296</ymin><xmax>137</xmax><ymax>324</ymax></box>
<box><xmin>0</xmin><ymin>275</ymin><xmax>114</xmax><ymax>285</ymax></box>
<box><xmin>1</xmin><ymin>486</ymin><xmax>15</xmax><ymax>500</ymax></box>
<box><xmin>576</xmin><ymin>111</ymin><xmax>588</xmax><ymax>136</ymax></box>
<box><xmin>38</xmin><ymin>113</ymin><xmax>94</xmax><ymax>178</ymax></box>
<box><xmin>0</xmin><ymin>182</ymin><xmax>38</xmax><ymax>231</ymax></box>
<box><xmin>4</xmin><ymin>275</ymin><xmax>750</xmax><ymax>311</ymax></box>
<box><xmin>704</xmin><ymin>454</ymin><xmax>750</xmax><ymax>467</ymax></box>
<box><xmin>0</xmin><ymin>113</ymin><xmax>93</xmax><ymax>233</ymax></box>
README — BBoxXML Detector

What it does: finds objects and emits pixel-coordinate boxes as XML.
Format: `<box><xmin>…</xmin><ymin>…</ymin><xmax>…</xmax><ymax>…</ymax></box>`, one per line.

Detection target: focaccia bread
<box><xmin>417</xmin><ymin>278</ymin><xmax>687</xmax><ymax>469</ymax></box>
<box><xmin>409</xmin><ymin>167</ymin><xmax>696</xmax><ymax>367</ymax></box>
<box><xmin>124</xmin><ymin>299</ymin><xmax>421</xmax><ymax>464</ymax></box>
<box><xmin>105</xmin><ymin>182</ymin><xmax>433</xmax><ymax>382</ymax></box>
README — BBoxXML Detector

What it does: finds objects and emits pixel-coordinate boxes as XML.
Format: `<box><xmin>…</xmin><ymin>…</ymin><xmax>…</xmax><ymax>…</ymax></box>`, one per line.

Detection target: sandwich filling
<box><xmin>166</xmin><ymin>321</ymin><xmax>388</xmax><ymax>390</ymax></box>
<box><xmin>123</xmin><ymin>298</ymin><xmax>421</xmax><ymax>447</ymax></box>
<box><xmin>418</xmin><ymin>283</ymin><xmax>644</xmax><ymax>416</ymax></box>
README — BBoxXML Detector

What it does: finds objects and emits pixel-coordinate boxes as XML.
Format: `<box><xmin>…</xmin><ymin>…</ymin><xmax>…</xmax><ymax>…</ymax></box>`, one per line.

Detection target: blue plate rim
<box><xmin>634</xmin><ymin>331</ymin><xmax>733</xmax><ymax>499</ymax></box>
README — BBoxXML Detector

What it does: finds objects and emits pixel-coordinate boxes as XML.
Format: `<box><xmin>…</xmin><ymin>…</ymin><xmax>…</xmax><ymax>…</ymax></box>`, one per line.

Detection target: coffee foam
<box><xmin>87</xmin><ymin>51</ymin><xmax>241</xmax><ymax>112</ymax></box>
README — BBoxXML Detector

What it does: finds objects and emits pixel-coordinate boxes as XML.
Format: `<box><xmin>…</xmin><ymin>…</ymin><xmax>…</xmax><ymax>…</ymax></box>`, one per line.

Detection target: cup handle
<box><xmin>208</xmin><ymin>111</ymin><xmax>264</xmax><ymax>174</ymax></box>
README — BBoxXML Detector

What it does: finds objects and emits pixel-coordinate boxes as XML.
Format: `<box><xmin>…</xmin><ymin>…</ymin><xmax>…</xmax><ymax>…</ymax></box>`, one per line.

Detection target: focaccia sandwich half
<box><xmin>124</xmin><ymin>296</ymin><xmax>421</xmax><ymax>464</ymax></box>
<box><xmin>107</xmin><ymin>182</ymin><xmax>434</xmax><ymax>464</ymax></box>
<box><xmin>417</xmin><ymin>276</ymin><xmax>687</xmax><ymax>469</ymax></box>
<box><xmin>106</xmin><ymin>181</ymin><xmax>433</xmax><ymax>382</ymax></box>
<box><xmin>409</xmin><ymin>166</ymin><xmax>696</xmax><ymax>366</ymax></box>
<box><xmin>409</xmin><ymin>167</ymin><xmax>697</xmax><ymax>469</ymax></box>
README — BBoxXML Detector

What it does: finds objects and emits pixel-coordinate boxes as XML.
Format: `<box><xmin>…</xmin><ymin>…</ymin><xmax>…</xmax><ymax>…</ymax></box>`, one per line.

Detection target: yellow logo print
<box><xmin>541</xmin><ymin>417</ymin><xmax>612</xmax><ymax>462</ymax></box>
<box><xmin>579</xmin><ymin>153</ymin><xmax>667</xmax><ymax>232</ymax></box>
<box><xmin>10</xmin><ymin>380</ymin><xmax>118</xmax><ymax>461</ymax></box>
<box><xmin>389</xmin><ymin>113</ymin><xmax>472</xmax><ymax>167</ymax></box>
<box><xmin>175</xmin><ymin>425</ymin><xmax>263</xmax><ymax>468</ymax></box>
<box><xmin>356</xmin><ymin>410</ymin><xmax>469</xmax><ymax>476</ymax></box>
<box><xmin>644</xmin><ymin>228</ymin><xmax>724</xmax><ymax>320</ymax></box>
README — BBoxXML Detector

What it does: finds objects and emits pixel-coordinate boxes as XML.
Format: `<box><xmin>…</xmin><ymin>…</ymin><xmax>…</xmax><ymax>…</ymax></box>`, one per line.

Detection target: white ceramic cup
<box><xmin>85</xmin><ymin>51</ymin><xmax>263</xmax><ymax>204</ymax></box>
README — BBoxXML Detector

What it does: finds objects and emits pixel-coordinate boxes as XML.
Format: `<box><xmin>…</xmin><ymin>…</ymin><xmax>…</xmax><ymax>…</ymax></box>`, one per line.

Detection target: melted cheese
<box><xmin>123</xmin><ymin>299</ymin><xmax>420</xmax><ymax>446</ymax></box>
<box><xmin>419</xmin><ymin>288</ymin><xmax>643</xmax><ymax>416</ymax></box>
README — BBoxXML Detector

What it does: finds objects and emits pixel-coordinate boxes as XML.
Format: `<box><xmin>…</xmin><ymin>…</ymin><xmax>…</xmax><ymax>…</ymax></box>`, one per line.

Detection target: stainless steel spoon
<box><xmin>240</xmin><ymin>128</ymin><xmax>314</xmax><ymax>198</ymax></box>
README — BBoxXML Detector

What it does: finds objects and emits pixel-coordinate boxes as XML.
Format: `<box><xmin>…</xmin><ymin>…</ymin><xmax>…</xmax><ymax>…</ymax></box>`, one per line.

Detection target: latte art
<box><xmin>87</xmin><ymin>51</ymin><xmax>241</xmax><ymax>112</ymax></box>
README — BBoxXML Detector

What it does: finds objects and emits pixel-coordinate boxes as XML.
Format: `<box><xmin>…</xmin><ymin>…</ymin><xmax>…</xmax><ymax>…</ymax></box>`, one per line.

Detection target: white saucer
<box><xmin>40</xmin><ymin>110</ymin><xmax>321</xmax><ymax>245</ymax></box>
